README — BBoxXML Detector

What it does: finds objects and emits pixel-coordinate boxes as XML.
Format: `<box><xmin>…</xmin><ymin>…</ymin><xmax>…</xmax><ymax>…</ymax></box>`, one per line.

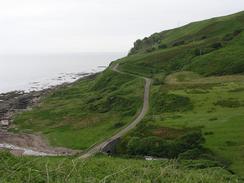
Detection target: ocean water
<box><xmin>0</xmin><ymin>53</ymin><xmax>125</xmax><ymax>93</ymax></box>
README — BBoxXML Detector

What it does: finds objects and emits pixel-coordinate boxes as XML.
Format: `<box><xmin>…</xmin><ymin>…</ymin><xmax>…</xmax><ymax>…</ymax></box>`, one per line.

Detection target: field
<box><xmin>143</xmin><ymin>72</ymin><xmax>244</xmax><ymax>176</ymax></box>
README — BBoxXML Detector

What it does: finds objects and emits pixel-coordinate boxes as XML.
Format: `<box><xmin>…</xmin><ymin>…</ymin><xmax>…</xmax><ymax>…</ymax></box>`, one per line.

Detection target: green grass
<box><xmin>0</xmin><ymin>151</ymin><xmax>242</xmax><ymax>183</ymax></box>
<box><xmin>129</xmin><ymin>11</ymin><xmax>244</xmax><ymax>55</ymax></box>
<box><xmin>142</xmin><ymin>75</ymin><xmax>244</xmax><ymax>176</ymax></box>
<box><xmin>7</xmin><ymin>10</ymin><xmax>244</xmax><ymax>181</ymax></box>
<box><xmin>186</xmin><ymin>32</ymin><xmax>244</xmax><ymax>75</ymax></box>
<box><xmin>119</xmin><ymin>11</ymin><xmax>244</xmax><ymax>77</ymax></box>
<box><xmin>114</xmin><ymin>12</ymin><xmax>244</xmax><ymax>177</ymax></box>
<box><xmin>13</xmin><ymin>69</ymin><xmax>144</xmax><ymax>149</ymax></box>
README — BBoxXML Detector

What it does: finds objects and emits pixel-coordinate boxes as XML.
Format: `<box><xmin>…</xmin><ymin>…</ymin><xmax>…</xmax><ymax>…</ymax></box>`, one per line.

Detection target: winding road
<box><xmin>80</xmin><ymin>63</ymin><xmax>152</xmax><ymax>158</ymax></box>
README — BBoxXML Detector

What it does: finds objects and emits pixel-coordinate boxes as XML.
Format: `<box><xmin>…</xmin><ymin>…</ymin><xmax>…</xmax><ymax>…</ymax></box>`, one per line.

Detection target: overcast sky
<box><xmin>0</xmin><ymin>0</ymin><xmax>244</xmax><ymax>54</ymax></box>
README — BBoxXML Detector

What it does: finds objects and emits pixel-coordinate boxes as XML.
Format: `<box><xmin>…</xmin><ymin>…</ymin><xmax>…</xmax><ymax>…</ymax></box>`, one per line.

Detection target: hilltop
<box><xmin>122</xmin><ymin>11</ymin><xmax>244</xmax><ymax>76</ymax></box>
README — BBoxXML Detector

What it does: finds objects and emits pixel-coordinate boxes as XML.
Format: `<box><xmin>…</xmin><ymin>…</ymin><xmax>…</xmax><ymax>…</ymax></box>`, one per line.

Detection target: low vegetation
<box><xmin>5</xmin><ymin>10</ymin><xmax>244</xmax><ymax>181</ymax></box>
<box><xmin>116</xmin><ymin>128</ymin><xmax>210</xmax><ymax>159</ymax></box>
<box><xmin>115</xmin><ymin>72</ymin><xmax>244</xmax><ymax>176</ymax></box>
<box><xmin>0</xmin><ymin>151</ymin><xmax>242</xmax><ymax>183</ymax></box>
<box><xmin>151</xmin><ymin>92</ymin><xmax>193</xmax><ymax>114</ymax></box>
<box><xmin>214</xmin><ymin>99</ymin><xmax>244</xmax><ymax>108</ymax></box>
<box><xmin>13</xmin><ymin>70</ymin><xmax>144</xmax><ymax>149</ymax></box>
<box><xmin>120</xmin><ymin>11</ymin><xmax>244</xmax><ymax>77</ymax></box>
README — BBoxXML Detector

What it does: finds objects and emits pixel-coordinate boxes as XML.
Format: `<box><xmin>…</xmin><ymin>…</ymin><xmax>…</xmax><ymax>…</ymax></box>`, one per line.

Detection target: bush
<box><xmin>223</xmin><ymin>33</ymin><xmax>234</xmax><ymax>42</ymax></box>
<box><xmin>194</xmin><ymin>48</ymin><xmax>203</xmax><ymax>56</ymax></box>
<box><xmin>121</xmin><ymin>130</ymin><xmax>205</xmax><ymax>159</ymax></box>
<box><xmin>146</xmin><ymin>47</ymin><xmax>156</xmax><ymax>53</ymax></box>
<box><xmin>159</xmin><ymin>44</ymin><xmax>167</xmax><ymax>49</ymax></box>
<box><xmin>152</xmin><ymin>93</ymin><xmax>193</xmax><ymax>113</ymax></box>
<box><xmin>214</xmin><ymin>99</ymin><xmax>244</xmax><ymax>108</ymax></box>
<box><xmin>177</xmin><ymin>131</ymin><xmax>205</xmax><ymax>151</ymax></box>
<box><xmin>201</xmin><ymin>36</ymin><xmax>207</xmax><ymax>40</ymax></box>
<box><xmin>211</xmin><ymin>42</ymin><xmax>222</xmax><ymax>49</ymax></box>
<box><xmin>179</xmin><ymin>148</ymin><xmax>204</xmax><ymax>159</ymax></box>
<box><xmin>233</xmin><ymin>29</ymin><xmax>242</xmax><ymax>36</ymax></box>
<box><xmin>223</xmin><ymin>29</ymin><xmax>243</xmax><ymax>42</ymax></box>
<box><xmin>172</xmin><ymin>40</ymin><xmax>185</xmax><ymax>47</ymax></box>
<box><xmin>127</xmin><ymin>137</ymin><xmax>141</xmax><ymax>155</ymax></box>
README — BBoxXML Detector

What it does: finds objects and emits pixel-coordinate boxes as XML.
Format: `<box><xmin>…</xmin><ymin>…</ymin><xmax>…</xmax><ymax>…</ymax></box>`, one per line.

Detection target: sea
<box><xmin>0</xmin><ymin>52</ymin><xmax>125</xmax><ymax>93</ymax></box>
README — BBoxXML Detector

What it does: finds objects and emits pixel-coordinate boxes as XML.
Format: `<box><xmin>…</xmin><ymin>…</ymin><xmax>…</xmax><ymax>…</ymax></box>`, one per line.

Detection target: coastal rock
<box><xmin>0</xmin><ymin>90</ymin><xmax>45</xmax><ymax>131</ymax></box>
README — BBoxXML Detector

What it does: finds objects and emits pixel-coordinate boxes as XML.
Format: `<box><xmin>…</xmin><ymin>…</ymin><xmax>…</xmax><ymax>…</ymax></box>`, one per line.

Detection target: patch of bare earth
<box><xmin>0</xmin><ymin>131</ymin><xmax>80</xmax><ymax>156</ymax></box>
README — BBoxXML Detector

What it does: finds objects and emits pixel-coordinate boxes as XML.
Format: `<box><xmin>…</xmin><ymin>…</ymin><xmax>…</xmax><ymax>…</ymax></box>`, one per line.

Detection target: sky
<box><xmin>0</xmin><ymin>0</ymin><xmax>244</xmax><ymax>54</ymax></box>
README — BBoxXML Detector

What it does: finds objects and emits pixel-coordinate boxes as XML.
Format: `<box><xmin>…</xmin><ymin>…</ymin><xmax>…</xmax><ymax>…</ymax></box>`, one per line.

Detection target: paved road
<box><xmin>80</xmin><ymin>63</ymin><xmax>152</xmax><ymax>159</ymax></box>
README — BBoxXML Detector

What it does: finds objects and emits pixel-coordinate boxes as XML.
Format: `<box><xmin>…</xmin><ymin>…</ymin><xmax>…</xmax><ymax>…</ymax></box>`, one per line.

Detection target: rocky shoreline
<box><xmin>0</xmin><ymin>90</ymin><xmax>45</xmax><ymax>130</ymax></box>
<box><xmin>0</xmin><ymin>73</ymin><xmax>97</xmax><ymax>156</ymax></box>
<box><xmin>0</xmin><ymin>72</ymin><xmax>94</xmax><ymax>131</ymax></box>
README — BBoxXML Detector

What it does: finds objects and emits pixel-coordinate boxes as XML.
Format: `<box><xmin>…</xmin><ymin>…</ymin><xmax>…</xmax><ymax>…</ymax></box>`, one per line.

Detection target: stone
<box><xmin>0</xmin><ymin>120</ymin><xmax>9</xmax><ymax>126</ymax></box>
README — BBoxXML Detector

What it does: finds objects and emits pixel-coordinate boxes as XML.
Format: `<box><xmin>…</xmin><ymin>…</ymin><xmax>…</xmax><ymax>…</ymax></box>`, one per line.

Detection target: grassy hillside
<box><xmin>112</xmin><ymin>11</ymin><xmax>244</xmax><ymax>176</ymax></box>
<box><xmin>13</xmin><ymin>70</ymin><xmax>144</xmax><ymax>149</ymax></box>
<box><xmin>120</xmin><ymin>11</ymin><xmax>244</xmax><ymax>77</ymax></box>
<box><xmin>129</xmin><ymin>11</ymin><xmax>244</xmax><ymax>55</ymax></box>
<box><xmin>0</xmin><ymin>151</ymin><xmax>242</xmax><ymax>183</ymax></box>
<box><xmin>117</xmin><ymin>73</ymin><xmax>244</xmax><ymax>175</ymax></box>
<box><xmin>7</xmin><ymin>10</ymin><xmax>244</xmax><ymax>180</ymax></box>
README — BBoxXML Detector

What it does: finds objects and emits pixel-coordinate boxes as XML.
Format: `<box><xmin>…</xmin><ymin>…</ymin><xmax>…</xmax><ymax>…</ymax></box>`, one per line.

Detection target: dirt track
<box><xmin>80</xmin><ymin>63</ymin><xmax>152</xmax><ymax>158</ymax></box>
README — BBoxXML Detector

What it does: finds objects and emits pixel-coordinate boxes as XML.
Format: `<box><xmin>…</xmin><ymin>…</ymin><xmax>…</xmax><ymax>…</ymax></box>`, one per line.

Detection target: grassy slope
<box><xmin>13</xmin><ymin>69</ymin><xmax>144</xmax><ymax>149</ymax></box>
<box><xmin>147</xmin><ymin>73</ymin><xmax>244</xmax><ymax>176</ymax></box>
<box><xmin>0</xmin><ymin>151</ymin><xmax>242</xmax><ymax>183</ymax></box>
<box><xmin>130</xmin><ymin>11</ymin><xmax>244</xmax><ymax>54</ymax></box>
<box><xmin>114</xmin><ymin>11</ymin><xmax>244</xmax><ymax>176</ymax></box>
<box><xmin>120</xmin><ymin>11</ymin><xmax>244</xmax><ymax>77</ymax></box>
<box><xmin>8</xmin><ymin>10</ymin><xmax>244</xmax><ymax>179</ymax></box>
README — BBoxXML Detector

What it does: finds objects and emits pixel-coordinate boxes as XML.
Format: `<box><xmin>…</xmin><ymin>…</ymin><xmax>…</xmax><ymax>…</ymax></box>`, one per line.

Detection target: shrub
<box><xmin>179</xmin><ymin>148</ymin><xmax>203</xmax><ymax>159</ymax></box>
<box><xmin>177</xmin><ymin>131</ymin><xmax>205</xmax><ymax>151</ymax></box>
<box><xmin>214</xmin><ymin>99</ymin><xmax>244</xmax><ymax>108</ymax></box>
<box><xmin>159</xmin><ymin>44</ymin><xmax>167</xmax><ymax>49</ymax></box>
<box><xmin>209</xmin><ymin>117</ymin><xmax>218</xmax><ymax>121</ymax></box>
<box><xmin>194</xmin><ymin>48</ymin><xmax>203</xmax><ymax>56</ymax></box>
<box><xmin>233</xmin><ymin>29</ymin><xmax>242</xmax><ymax>36</ymax></box>
<box><xmin>222</xmin><ymin>29</ymin><xmax>242</xmax><ymax>42</ymax></box>
<box><xmin>201</xmin><ymin>36</ymin><xmax>207</xmax><ymax>40</ymax></box>
<box><xmin>193</xmin><ymin>47</ymin><xmax>216</xmax><ymax>56</ymax></box>
<box><xmin>127</xmin><ymin>137</ymin><xmax>141</xmax><ymax>155</ymax></box>
<box><xmin>204</xmin><ymin>131</ymin><xmax>214</xmax><ymax>135</ymax></box>
<box><xmin>121</xmin><ymin>130</ymin><xmax>205</xmax><ymax>159</ymax></box>
<box><xmin>146</xmin><ymin>47</ymin><xmax>156</xmax><ymax>53</ymax></box>
<box><xmin>172</xmin><ymin>40</ymin><xmax>185</xmax><ymax>47</ymax></box>
<box><xmin>211</xmin><ymin>42</ymin><xmax>222</xmax><ymax>49</ymax></box>
<box><xmin>223</xmin><ymin>33</ymin><xmax>234</xmax><ymax>42</ymax></box>
<box><xmin>152</xmin><ymin>93</ymin><xmax>193</xmax><ymax>113</ymax></box>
